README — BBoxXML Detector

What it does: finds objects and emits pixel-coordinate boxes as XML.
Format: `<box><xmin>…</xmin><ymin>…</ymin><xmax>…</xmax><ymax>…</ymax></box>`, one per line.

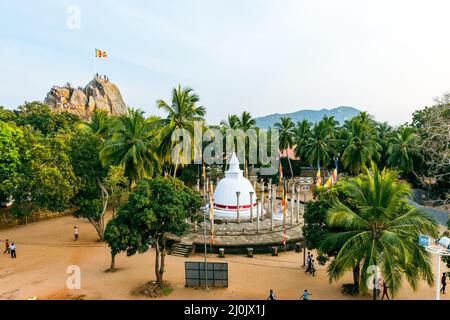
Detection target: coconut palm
<box><xmin>303</xmin><ymin>120</ymin><xmax>335</xmax><ymax>169</ymax></box>
<box><xmin>157</xmin><ymin>85</ymin><xmax>206</xmax><ymax>177</ymax></box>
<box><xmin>274</xmin><ymin>116</ymin><xmax>295</xmax><ymax>177</ymax></box>
<box><xmin>341</xmin><ymin>120</ymin><xmax>381</xmax><ymax>175</ymax></box>
<box><xmin>220</xmin><ymin>114</ymin><xmax>240</xmax><ymax>130</ymax></box>
<box><xmin>237</xmin><ymin>111</ymin><xmax>256</xmax><ymax>131</ymax></box>
<box><xmin>79</xmin><ymin>109</ymin><xmax>110</xmax><ymax>138</ymax></box>
<box><xmin>376</xmin><ymin>122</ymin><xmax>393</xmax><ymax>167</ymax></box>
<box><xmin>323</xmin><ymin>163</ymin><xmax>437</xmax><ymax>298</ymax></box>
<box><xmin>387</xmin><ymin>126</ymin><xmax>423</xmax><ymax>174</ymax></box>
<box><xmin>99</xmin><ymin>108</ymin><xmax>160</xmax><ymax>186</ymax></box>
<box><xmin>293</xmin><ymin>119</ymin><xmax>312</xmax><ymax>162</ymax></box>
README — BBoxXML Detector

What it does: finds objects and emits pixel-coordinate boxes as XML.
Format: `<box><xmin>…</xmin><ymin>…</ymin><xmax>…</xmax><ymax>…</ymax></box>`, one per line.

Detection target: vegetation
<box><xmin>322</xmin><ymin>163</ymin><xmax>438</xmax><ymax>297</ymax></box>
<box><xmin>104</xmin><ymin>178</ymin><xmax>202</xmax><ymax>284</ymax></box>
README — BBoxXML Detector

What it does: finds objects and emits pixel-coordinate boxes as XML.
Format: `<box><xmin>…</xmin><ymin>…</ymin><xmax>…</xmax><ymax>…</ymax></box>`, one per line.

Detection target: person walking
<box><xmin>310</xmin><ymin>259</ymin><xmax>316</xmax><ymax>276</ymax></box>
<box><xmin>441</xmin><ymin>273</ymin><xmax>447</xmax><ymax>294</ymax></box>
<box><xmin>305</xmin><ymin>253</ymin><xmax>312</xmax><ymax>273</ymax></box>
<box><xmin>381</xmin><ymin>281</ymin><xmax>389</xmax><ymax>300</ymax></box>
<box><xmin>3</xmin><ymin>239</ymin><xmax>10</xmax><ymax>254</ymax></box>
<box><xmin>73</xmin><ymin>226</ymin><xmax>79</xmax><ymax>241</ymax></box>
<box><xmin>302</xmin><ymin>289</ymin><xmax>311</xmax><ymax>300</ymax></box>
<box><xmin>267</xmin><ymin>289</ymin><xmax>276</xmax><ymax>300</ymax></box>
<box><xmin>10</xmin><ymin>242</ymin><xmax>16</xmax><ymax>259</ymax></box>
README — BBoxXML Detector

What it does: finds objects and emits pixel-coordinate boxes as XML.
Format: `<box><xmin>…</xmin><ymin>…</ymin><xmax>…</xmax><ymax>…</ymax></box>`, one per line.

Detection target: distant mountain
<box><xmin>254</xmin><ymin>106</ymin><xmax>361</xmax><ymax>128</ymax></box>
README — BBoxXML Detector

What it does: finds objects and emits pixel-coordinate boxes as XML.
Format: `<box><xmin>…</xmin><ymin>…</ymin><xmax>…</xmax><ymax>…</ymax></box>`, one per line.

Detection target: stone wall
<box><xmin>0</xmin><ymin>208</ymin><xmax>73</xmax><ymax>229</ymax></box>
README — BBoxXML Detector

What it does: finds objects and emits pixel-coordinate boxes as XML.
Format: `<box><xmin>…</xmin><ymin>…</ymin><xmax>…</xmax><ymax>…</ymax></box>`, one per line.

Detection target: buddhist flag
<box><xmin>279</xmin><ymin>161</ymin><xmax>284</xmax><ymax>181</ymax></box>
<box><xmin>316</xmin><ymin>163</ymin><xmax>322</xmax><ymax>187</ymax></box>
<box><xmin>332</xmin><ymin>168</ymin><xmax>338</xmax><ymax>183</ymax></box>
<box><xmin>324</xmin><ymin>175</ymin><xmax>333</xmax><ymax>189</ymax></box>
<box><xmin>95</xmin><ymin>48</ymin><xmax>107</xmax><ymax>58</ymax></box>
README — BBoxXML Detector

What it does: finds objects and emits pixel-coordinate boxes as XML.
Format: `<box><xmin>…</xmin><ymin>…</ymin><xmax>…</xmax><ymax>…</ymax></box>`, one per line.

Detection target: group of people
<box><xmin>305</xmin><ymin>252</ymin><xmax>316</xmax><ymax>276</ymax></box>
<box><xmin>268</xmin><ymin>289</ymin><xmax>312</xmax><ymax>300</ymax></box>
<box><xmin>3</xmin><ymin>239</ymin><xmax>17</xmax><ymax>258</ymax></box>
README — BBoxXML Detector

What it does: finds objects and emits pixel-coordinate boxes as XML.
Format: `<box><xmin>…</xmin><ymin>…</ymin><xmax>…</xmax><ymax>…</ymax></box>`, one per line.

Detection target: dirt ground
<box><xmin>0</xmin><ymin>214</ymin><xmax>448</xmax><ymax>300</ymax></box>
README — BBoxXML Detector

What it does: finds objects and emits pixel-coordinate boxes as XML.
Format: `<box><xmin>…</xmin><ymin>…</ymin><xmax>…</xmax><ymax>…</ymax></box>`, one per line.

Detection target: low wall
<box><xmin>0</xmin><ymin>208</ymin><xmax>73</xmax><ymax>229</ymax></box>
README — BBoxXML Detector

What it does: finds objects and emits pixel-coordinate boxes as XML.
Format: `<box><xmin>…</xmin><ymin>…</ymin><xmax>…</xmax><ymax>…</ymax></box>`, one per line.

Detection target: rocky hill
<box><xmin>254</xmin><ymin>106</ymin><xmax>361</xmax><ymax>128</ymax></box>
<box><xmin>44</xmin><ymin>75</ymin><xmax>127</xmax><ymax>119</ymax></box>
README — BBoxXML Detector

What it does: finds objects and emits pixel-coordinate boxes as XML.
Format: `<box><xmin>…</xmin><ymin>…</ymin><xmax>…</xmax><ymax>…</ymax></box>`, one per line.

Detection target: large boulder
<box><xmin>43</xmin><ymin>76</ymin><xmax>127</xmax><ymax>119</ymax></box>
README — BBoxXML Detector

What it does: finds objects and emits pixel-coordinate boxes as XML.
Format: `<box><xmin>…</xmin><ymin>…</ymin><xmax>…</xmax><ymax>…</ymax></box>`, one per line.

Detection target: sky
<box><xmin>0</xmin><ymin>0</ymin><xmax>449</xmax><ymax>125</ymax></box>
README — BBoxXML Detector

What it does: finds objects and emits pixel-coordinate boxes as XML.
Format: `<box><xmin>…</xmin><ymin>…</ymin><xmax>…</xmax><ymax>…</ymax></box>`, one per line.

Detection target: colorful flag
<box><xmin>279</xmin><ymin>161</ymin><xmax>284</xmax><ymax>181</ymax></box>
<box><xmin>324</xmin><ymin>176</ymin><xmax>333</xmax><ymax>189</ymax></box>
<box><xmin>202</xmin><ymin>163</ymin><xmax>206</xmax><ymax>179</ymax></box>
<box><xmin>331</xmin><ymin>168</ymin><xmax>338</xmax><ymax>183</ymax></box>
<box><xmin>316</xmin><ymin>163</ymin><xmax>322</xmax><ymax>187</ymax></box>
<box><xmin>95</xmin><ymin>48</ymin><xmax>107</xmax><ymax>58</ymax></box>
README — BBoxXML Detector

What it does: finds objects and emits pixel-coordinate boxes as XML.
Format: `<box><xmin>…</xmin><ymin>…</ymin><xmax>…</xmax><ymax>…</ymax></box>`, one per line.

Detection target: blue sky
<box><xmin>1</xmin><ymin>0</ymin><xmax>449</xmax><ymax>125</ymax></box>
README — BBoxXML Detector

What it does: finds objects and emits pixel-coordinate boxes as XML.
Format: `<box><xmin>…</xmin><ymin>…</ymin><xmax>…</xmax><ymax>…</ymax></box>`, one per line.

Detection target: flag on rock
<box><xmin>316</xmin><ymin>163</ymin><xmax>322</xmax><ymax>187</ymax></box>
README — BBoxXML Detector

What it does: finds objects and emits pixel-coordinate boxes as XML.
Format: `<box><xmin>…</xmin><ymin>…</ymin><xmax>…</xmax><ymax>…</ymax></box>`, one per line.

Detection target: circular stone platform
<box><xmin>169</xmin><ymin>206</ymin><xmax>305</xmax><ymax>254</ymax></box>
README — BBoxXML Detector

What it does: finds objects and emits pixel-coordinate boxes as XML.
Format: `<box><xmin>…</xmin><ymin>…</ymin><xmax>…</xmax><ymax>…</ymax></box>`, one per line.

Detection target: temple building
<box><xmin>209</xmin><ymin>153</ymin><xmax>262</xmax><ymax>220</ymax></box>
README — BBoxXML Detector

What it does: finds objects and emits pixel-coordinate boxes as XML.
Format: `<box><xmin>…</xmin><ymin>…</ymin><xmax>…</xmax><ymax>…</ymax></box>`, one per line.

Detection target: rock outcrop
<box><xmin>44</xmin><ymin>76</ymin><xmax>127</xmax><ymax>119</ymax></box>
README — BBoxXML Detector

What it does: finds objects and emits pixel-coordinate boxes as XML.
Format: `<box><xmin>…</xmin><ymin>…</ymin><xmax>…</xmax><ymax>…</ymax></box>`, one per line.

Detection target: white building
<box><xmin>208</xmin><ymin>153</ymin><xmax>262</xmax><ymax>220</ymax></box>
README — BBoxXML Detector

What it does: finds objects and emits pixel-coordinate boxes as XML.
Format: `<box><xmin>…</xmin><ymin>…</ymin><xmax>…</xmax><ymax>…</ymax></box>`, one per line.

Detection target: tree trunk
<box><xmin>159</xmin><ymin>237</ymin><xmax>166</xmax><ymax>285</ymax></box>
<box><xmin>110</xmin><ymin>253</ymin><xmax>116</xmax><ymax>271</ymax></box>
<box><xmin>286</xmin><ymin>153</ymin><xmax>294</xmax><ymax>178</ymax></box>
<box><xmin>154</xmin><ymin>237</ymin><xmax>162</xmax><ymax>285</ymax></box>
<box><xmin>173</xmin><ymin>156</ymin><xmax>179</xmax><ymax>178</ymax></box>
<box><xmin>353</xmin><ymin>264</ymin><xmax>360</xmax><ymax>290</ymax></box>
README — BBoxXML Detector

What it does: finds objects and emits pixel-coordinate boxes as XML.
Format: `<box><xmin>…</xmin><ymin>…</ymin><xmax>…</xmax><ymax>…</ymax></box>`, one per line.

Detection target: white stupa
<box><xmin>209</xmin><ymin>153</ymin><xmax>262</xmax><ymax>220</ymax></box>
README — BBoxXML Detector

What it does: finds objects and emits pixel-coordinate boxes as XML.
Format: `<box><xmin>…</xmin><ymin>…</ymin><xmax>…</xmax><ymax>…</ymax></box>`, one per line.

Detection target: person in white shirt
<box><xmin>74</xmin><ymin>226</ymin><xmax>79</xmax><ymax>241</ymax></box>
<box><xmin>10</xmin><ymin>242</ymin><xmax>16</xmax><ymax>258</ymax></box>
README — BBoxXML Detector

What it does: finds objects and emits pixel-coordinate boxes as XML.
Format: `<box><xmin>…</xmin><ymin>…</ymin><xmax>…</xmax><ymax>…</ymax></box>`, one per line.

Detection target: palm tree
<box><xmin>274</xmin><ymin>117</ymin><xmax>295</xmax><ymax>177</ymax></box>
<box><xmin>79</xmin><ymin>109</ymin><xmax>110</xmax><ymax>138</ymax></box>
<box><xmin>376</xmin><ymin>122</ymin><xmax>393</xmax><ymax>167</ymax></box>
<box><xmin>341</xmin><ymin>120</ymin><xmax>381</xmax><ymax>175</ymax></box>
<box><xmin>303</xmin><ymin>120</ymin><xmax>334</xmax><ymax>170</ymax></box>
<box><xmin>237</xmin><ymin>111</ymin><xmax>256</xmax><ymax>131</ymax></box>
<box><xmin>323</xmin><ymin>163</ymin><xmax>437</xmax><ymax>298</ymax></box>
<box><xmin>100</xmin><ymin>108</ymin><xmax>160</xmax><ymax>186</ymax></box>
<box><xmin>387</xmin><ymin>126</ymin><xmax>423</xmax><ymax>174</ymax></box>
<box><xmin>293</xmin><ymin>119</ymin><xmax>312</xmax><ymax>163</ymax></box>
<box><xmin>157</xmin><ymin>85</ymin><xmax>206</xmax><ymax>177</ymax></box>
<box><xmin>220</xmin><ymin>114</ymin><xmax>240</xmax><ymax>130</ymax></box>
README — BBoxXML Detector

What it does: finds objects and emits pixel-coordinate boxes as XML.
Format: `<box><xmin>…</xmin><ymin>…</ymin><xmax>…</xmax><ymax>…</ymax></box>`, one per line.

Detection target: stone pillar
<box><xmin>236</xmin><ymin>191</ymin><xmax>241</xmax><ymax>224</ymax></box>
<box><xmin>268</xmin><ymin>178</ymin><xmax>272</xmax><ymax>195</ymax></box>
<box><xmin>253</xmin><ymin>180</ymin><xmax>257</xmax><ymax>194</ymax></box>
<box><xmin>291</xmin><ymin>183</ymin><xmax>295</xmax><ymax>226</ymax></box>
<box><xmin>260</xmin><ymin>181</ymin><xmax>265</xmax><ymax>221</ymax></box>
<box><xmin>196</xmin><ymin>178</ymin><xmax>200</xmax><ymax>191</ymax></box>
<box><xmin>256</xmin><ymin>200</ymin><xmax>260</xmax><ymax>233</ymax></box>
<box><xmin>297</xmin><ymin>185</ymin><xmax>301</xmax><ymax>223</ymax></box>
<box><xmin>269</xmin><ymin>188</ymin><xmax>274</xmax><ymax>231</ymax></box>
<box><xmin>249</xmin><ymin>191</ymin><xmax>254</xmax><ymax>222</ymax></box>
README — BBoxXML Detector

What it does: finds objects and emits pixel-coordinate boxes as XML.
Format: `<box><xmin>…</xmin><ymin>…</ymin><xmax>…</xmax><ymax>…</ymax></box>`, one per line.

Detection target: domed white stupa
<box><xmin>209</xmin><ymin>153</ymin><xmax>262</xmax><ymax>220</ymax></box>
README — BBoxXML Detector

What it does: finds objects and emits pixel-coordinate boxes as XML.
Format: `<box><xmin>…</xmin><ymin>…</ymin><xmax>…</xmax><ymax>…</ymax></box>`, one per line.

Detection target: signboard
<box><xmin>185</xmin><ymin>261</ymin><xmax>228</xmax><ymax>288</ymax></box>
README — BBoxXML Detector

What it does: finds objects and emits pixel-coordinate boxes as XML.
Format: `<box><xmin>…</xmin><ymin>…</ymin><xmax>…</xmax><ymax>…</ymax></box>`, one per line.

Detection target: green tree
<box><xmin>220</xmin><ymin>114</ymin><xmax>240</xmax><ymax>130</ymax></box>
<box><xmin>105</xmin><ymin>177</ymin><xmax>202</xmax><ymax>285</ymax></box>
<box><xmin>293</xmin><ymin>119</ymin><xmax>312</xmax><ymax>163</ymax></box>
<box><xmin>303</xmin><ymin>119</ymin><xmax>335</xmax><ymax>169</ymax></box>
<box><xmin>103</xmin><ymin>216</ymin><xmax>133</xmax><ymax>271</ymax></box>
<box><xmin>387</xmin><ymin>126</ymin><xmax>423</xmax><ymax>174</ymax></box>
<box><xmin>0</xmin><ymin>121</ymin><xmax>25</xmax><ymax>201</ymax></box>
<box><xmin>0</xmin><ymin>106</ymin><xmax>17</xmax><ymax>122</ymax></box>
<box><xmin>323</xmin><ymin>163</ymin><xmax>438</xmax><ymax>297</ymax></box>
<box><xmin>157</xmin><ymin>85</ymin><xmax>206</xmax><ymax>177</ymax></box>
<box><xmin>341</xmin><ymin>119</ymin><xmax>381</xmax><ymax>175</ymax></box>
<box><xmin>79</xmin><ymin>109</ymin><xmax>110</xmax><ymax>138</ymax></box>
<box><xmin>274</xmin><ymin>116</ymin><xmax>295</xmax><ymax>177</ymax></box>
<box><xmin>103</xmin><ymin>165</ymin><xmax>129</xmax><ymax>218</ymax></box>
<box><xmin>12</xmin><ymin>129</ymin><xmax>78</xmax><ymax>222</ymax></box>
<box><xmin>100</xmin><ymin>109</ymin><xmax>160</xmax><ymax>186</ymax></box>
<box><xmin>15</xmin><ymin>101</ymin><xmax>80</xmax><ymax>135</ymax></box>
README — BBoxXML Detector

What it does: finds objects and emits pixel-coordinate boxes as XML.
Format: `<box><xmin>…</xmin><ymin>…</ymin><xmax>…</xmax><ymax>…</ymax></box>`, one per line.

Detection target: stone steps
<box><xmin>170</xmin><ymin>241</ymin><xmax>194</xmax><ymax>257</ymax></box>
